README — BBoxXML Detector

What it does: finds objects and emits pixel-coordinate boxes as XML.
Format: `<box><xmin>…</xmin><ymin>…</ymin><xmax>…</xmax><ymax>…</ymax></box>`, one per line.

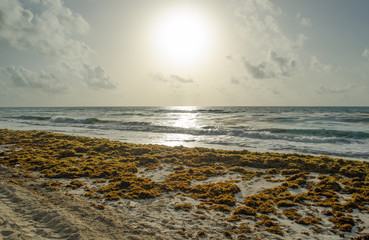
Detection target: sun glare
<box><xmin>151</xmin><ymin>7</ymin><xmax>214</xmax><ymax>67</ymax></box>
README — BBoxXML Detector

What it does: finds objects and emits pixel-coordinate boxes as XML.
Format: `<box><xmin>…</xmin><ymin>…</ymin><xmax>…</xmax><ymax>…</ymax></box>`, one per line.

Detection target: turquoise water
<box><xmin>0</xmin><ymin>106</ymin><xmax>368</xmax><ymax>160</ymax></box>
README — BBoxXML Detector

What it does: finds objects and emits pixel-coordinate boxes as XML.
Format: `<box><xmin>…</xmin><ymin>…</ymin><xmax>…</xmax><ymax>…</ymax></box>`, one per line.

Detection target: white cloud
<box><xmin>296</xmin><ymin>34</ymin><xmax>308</xmax><ymax>47</ymax></box>
<box><xmin>230</xmin><ymin>0</ymin><xmax>302</xmax><ymax>81</ymax></box>
<box><xmin>232</xmin><ymin>0</ymin><xmax>281</xmax><ymax>17</ymax></box>
<box><xmin>243</xmin><ymin>60</ymin><xmax>275</xmax><ymax>80</ymax></box>
<box><xmin>317</xmin><ymin>84</ymin><xmax>355</xmax><ymax>94</ymax></box>
<box><xmin>0</xmin><ymin>0</ymin><xmax>91</xmax><ymax>60</ymax></box>
<box><xmin>170</xmin><ymin>74</ymin><xmax>194</xmax><ymax>84</ymax></box>
<box><xmin>230</xmin><ymin>77</ymin><xmax>241</xmax><ymax>85</ymax></box>
<box><xmin>242</xmin><ymin>50</ymin><xmax>298</xmax><ymax>79</ymax></box>
<box><xmin>232</xmin><ymin>0</ymin><xmax>289</xmax><ymax>51</ymax></box>
<box><xmin>362</xmin><ymin>48</ymin><xmax>369</xmax><ymax>60</ymax></box>
<box><xmin>151</xmin><ymin>73</ymin><xmax>194</xmax><ymax>89</ymax></box>
<box><xmin>83</xmin><ymin>65</ymin><xmax>117</xmax><ymax>90</ymax></box>
<box><xmin>152</xmin><ymin>73</ymin><xmax>193</xmax><ymax>84</ymax></box>
<box><xmin>0</xmin><ymin>0</ymin><xmax>117</xmax><ymax>93</ymax></box>
<box><xmin>301</xmin><ymin>17</ymin><xmax>312</xmax><ymax>28</ymax></box>
<box><xmin>296</xmin><ymin>12</ymin><xmax>312</xmax><ymax>28</ymax></box>
<box><xmin>0</xmin><ymin>63</ymin><xmax>117</xmax><ymax>93</ymax></box>
<box><xmin>1</xmin><ymin>66</ymin><xmax>69</xmax><ymax>92</ymax></box>
<box><xmin>310</xmin><ymin>56</ymin><xmax>333</xmax><ymax>72</ymax></box>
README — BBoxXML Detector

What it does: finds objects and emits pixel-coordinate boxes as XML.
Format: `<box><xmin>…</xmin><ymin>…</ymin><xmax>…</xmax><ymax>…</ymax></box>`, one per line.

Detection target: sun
<box><xmin>151</xmin><ymin>6</ymin><xmax>214</xmax><ymax>67</ymax></box>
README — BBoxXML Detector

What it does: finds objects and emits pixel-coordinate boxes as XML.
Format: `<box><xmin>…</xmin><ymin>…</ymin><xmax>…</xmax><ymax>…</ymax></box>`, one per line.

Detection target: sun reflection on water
<box><xmin>158</xmin><ymin>106</ymin><xmax>201</xmax><ymax>146</ymax></box>
<box><xmin>169</xmin><ymin>106</ymin><xmax>200</xmax><ymax>129</ymax></box>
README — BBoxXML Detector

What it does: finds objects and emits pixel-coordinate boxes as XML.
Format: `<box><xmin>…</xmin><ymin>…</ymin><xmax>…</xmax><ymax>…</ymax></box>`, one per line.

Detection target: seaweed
<box><xmin>66</xmin><ymin>180</ymin><xmax>85</xmax><ymax>189</ymax></box>
<box><xmin>282</xmin><ymin>208</ymin><xmax>301</xmax><ymax>220</ymax></box>
<box><xmin>257</xmin><ymin>200</ymin><xmax>277</xmax><ymax>214</ymax></box>
<box><xmin>2</xmin><ymin>129</ymin><xmax>369</xmax><ymax>238</ymax></box>
<box><xmin>265</xmin><ymin>226</ymin><xmax>284</xmax><ymax>235</ymax></box>
<box><xmin>174</xmin><ymin>203</ymin><xmax>192</xmax><ymax>211</ymax></box>
<box><xmin>224</xmin><ymin>230</ymin><xmax>232</xmax><ymax>238</ymax></box>
<box><xmin>329</xmin><ymin>215</ymin><xmax>355</xmax><ymax>232</ymax></box>
<box><xmin>295</xmin><ymin>217</ymin><xmax>322</xmax><ymax>225</ymax></box>
<box><xmin>42</xmin><ymin>180</ymin><xmax>62</xmax><ymax>191</ymax></box>
<box><xmin>233</xmin><ymin>206</ymin><xmax>256</xmax><ymax>216</ymax></box>
<box><xmin>280</xmin><ymin>169</ymin><xmax>300</xmax><ymax>176</ymax></box>
<box><xmin>209</xmin><ymin>204</ymin><xmax>232</xmax><ymax>213</ymax></box>
<box><xmin>276</xmin><ymin>200</ymin><xmax>297</xmax><ymax>208</ymax></box>
<box><xmin>190</xmin><ymin>182</ymin><xmax>240</xmax><ymax>206</ymax></box>
<box><xmin>196</xmin><ymin>230</ymin><xmax>207</xmax><ymax>238</ymax></box>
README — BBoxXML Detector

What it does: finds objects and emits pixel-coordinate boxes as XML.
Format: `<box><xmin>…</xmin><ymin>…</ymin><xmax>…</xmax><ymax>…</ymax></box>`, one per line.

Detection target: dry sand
<box><xmin>1</xmin><ymin>163</ymin><xmax>369</xmax><ymax>240</ymax></box>
<box><xmin>1</xmin><ymin>129</ymin><xmax>369</xmax><ymax>240</ymax></box>
<box><xmin>0</xmin><ymin>165</ymin><xmax>160</xmax><ymax>240</ymax></box>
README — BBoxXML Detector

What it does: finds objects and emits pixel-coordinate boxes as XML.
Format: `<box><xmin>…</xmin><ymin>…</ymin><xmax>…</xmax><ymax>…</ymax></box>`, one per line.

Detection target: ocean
<box><xmin>0</xmin><ymin>106</ymin><xmax>368</xmax><ymax>160</ymax></box>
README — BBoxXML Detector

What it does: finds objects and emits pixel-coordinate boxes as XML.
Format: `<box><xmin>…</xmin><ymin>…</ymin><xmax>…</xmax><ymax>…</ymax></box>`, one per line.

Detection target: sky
<box><xmin>0</xmin><ymin>0</ymin><xmax>369</xmax><ymax>107</ymax></box>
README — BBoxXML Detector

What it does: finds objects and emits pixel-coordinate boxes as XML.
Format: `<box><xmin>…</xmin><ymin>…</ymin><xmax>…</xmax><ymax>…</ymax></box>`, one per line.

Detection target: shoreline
<box><xmin>1</xmin><ymin>129</ymin><xmax>369</xmax><ymax>239</ymax></box>
<box><xmin>1</xmin><ymin>126</ymin><xmax>367</xmax><ymax>162</ymax></box>
<box><xmin>1</xmin><ymin>106</ymin><xmax>368</xmax><ymax>161</ymax></box>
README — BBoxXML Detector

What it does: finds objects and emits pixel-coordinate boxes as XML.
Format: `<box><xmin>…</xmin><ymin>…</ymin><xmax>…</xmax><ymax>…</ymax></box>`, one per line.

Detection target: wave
<box><xmin>340</xmin><ymin>117</ymin><xmax>369</xmax><ymax>124</ymax></box>
<box><xmin>83</xmin><ymin>121</ymin><xmax>364</xmax><ymax>144</ymax></box>
<box><xmin>264</xmin><ymin>128</ymin><xmax>369</xmax><ymax>139</ymax></box>
<box><xmin>11</xmin><ymin>114</ymin><xmax>368</xmax><ymax>144</ymax></box>
<box><xmin>119</xmin><ymin>121</ymin><xmax>151</xmax><ymax>126</ymax></box>
<box><xmin>206</xmin><ymin>139</ymin><xmax>369</xmax><ymax>159</ymax></box>
<box><xmin>50</xmin><ymin>116</ymin><xmax>100</xmax><ymax>124</ymax></box>
<box><xmin>264</xmin><ymin>117</ymin><xmax>299</xmax><ymax>123</ymax></box>
<box><xmin>10</xmin><ymin>115</ymin><xmax>51</xmax><ymax>121</ymax></box>
<box><xmin>2</xmin><ymin>106</ymin><xmax>369</xmax><ymax>161</ymax></box>
<box><xmin>152</xmin><ymin>108</ymin><xmax>234</xmax><ymax>114</ymax></box>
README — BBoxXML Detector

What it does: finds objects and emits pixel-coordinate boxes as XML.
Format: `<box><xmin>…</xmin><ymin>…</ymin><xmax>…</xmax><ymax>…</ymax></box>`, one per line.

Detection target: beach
<box><xmin>2</xmin><ymin>0</ymin><xmax>369</xmax><ymax>238</ymax></box>
<box><xmin>1</xmin><ymin>129</ymin><xmax>369</xmax><ymax>239</ymax></box>
<box><xmin>2</xmin><ymin>0</ymin><xmax>369</xmax><ymax>239</ymax></box>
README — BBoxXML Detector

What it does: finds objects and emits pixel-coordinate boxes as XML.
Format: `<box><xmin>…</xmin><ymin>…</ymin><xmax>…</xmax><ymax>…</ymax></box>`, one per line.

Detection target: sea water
<box><xmin>0</xmin><ymin>106</ymin><xmax>368</xmax><ymax>160</ymax></box>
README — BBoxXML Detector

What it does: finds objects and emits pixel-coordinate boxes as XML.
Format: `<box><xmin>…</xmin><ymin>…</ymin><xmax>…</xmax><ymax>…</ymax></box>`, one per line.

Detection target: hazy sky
<box><xmin>1</xmin><ymin>0</ymin><xmax>369</xmax><ymax>107</ymax></box>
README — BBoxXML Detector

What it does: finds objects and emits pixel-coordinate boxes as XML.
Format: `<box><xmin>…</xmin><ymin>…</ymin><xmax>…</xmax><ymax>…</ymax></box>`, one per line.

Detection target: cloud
<box><xmin>270</xmin><ymin>51</ymin><xmax>298</xmax><ymax>76</ymax></box>
<box><xmin>232</xmin><ymin>0</ymin><xmax>281</xmax><ymax>16</ymax></box>
<box><xmin>83</xmin><ymin>65</ymin><xmax>118</xmax><ymax>90</ymax></box>
<box><xmin>170</xmin><ymin>74</ymin><xmax>194</xmax><ymax>83</ymax></box>
<box><xmin>0</xmin><ymin>0</ymin><xmax>91</xmax><ymax>60</ymax></box>
<box><xmin>296</xmin><ymin>34</ymin><xmax>307</xmax><ymax>47</ymax></box>
<box><xmin>310</xmin><ymin>56</ymin><xmax>333</xmax><ymax>72</ymax></box>
<box><xmin>296</xmin><ymin>12</ymin><xmax>312</xmax><ymax>28</ymax></box>
<box><xmin>2</xmin><ymin>66</ymin><xmax>69</xmax><ymax>92</ymax></box>
<box><xmin>362</xmin><ymin>48</ymin><xmax>369</xmax><ymax>60</ymax></box>
<box><xmin>0</xmin><ymin>0</ymin><xmax>117</xmax><ymax>93</ymax></box>
<box><xmin>230</xmin><ymin>77</ymin><xmax>241</xmax><ymax>85</ymax></box>
<box><xmin>301</xmin><ymin>18</ymin><xmax>312</xmax><ymax>28</ymax></box>
<box><xmin>0</xmin><ymin>62</ymin><xmax>117</xmax><ymax>93</ymax></box>
<box><xmin>242</xmin><ymin>50</ymin><xmax>298</xmax><ymax>79</ymax></box>
<box><xmin>232</xmin><ymin>0</ymin><xmax>288</xmax><ymax>51</ymax></box>
<box><xmin>151</xmin><ymin>73</ymin><xmax>194</xmax><ymax>90</ymax></box>
<box><xmin>317</xmin><ymin>84</ymin><xmax>355</xmax><ymax>94</ymax></box>
<box><xmin>227</xmin><ymin>75</ymin><xmax>281</xmax><ymax>96</ymax></box>
<box><xmin>151</xmin><ymin>73</ymin><xmax>193</xmax><ymax>84</ymax></box>
<box><xmin>230</xmin><ymin>0</ymin><xmax>303</xmax><ymax>81</ymax></box>
<box><xmin>243</xmin><ymin>60</ymin><xmax>275</xmax><ymax>79</ymax></box>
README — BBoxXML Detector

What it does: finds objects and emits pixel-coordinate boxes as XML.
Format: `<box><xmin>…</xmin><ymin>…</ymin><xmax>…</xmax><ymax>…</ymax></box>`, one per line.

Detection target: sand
<box><xmin>0</xmin><ymin>165</ymin><xmax>162</xmax><ymax>240</ymax></box>
<box><xmin>1</xmin><ymin>164</ymin><xmax>368</xmax><ymax>240</ymax></box>
<box><xmin>1</xmin><ymin>129</ymin><xmax>369</xmax><ymax>239</ymax></box>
